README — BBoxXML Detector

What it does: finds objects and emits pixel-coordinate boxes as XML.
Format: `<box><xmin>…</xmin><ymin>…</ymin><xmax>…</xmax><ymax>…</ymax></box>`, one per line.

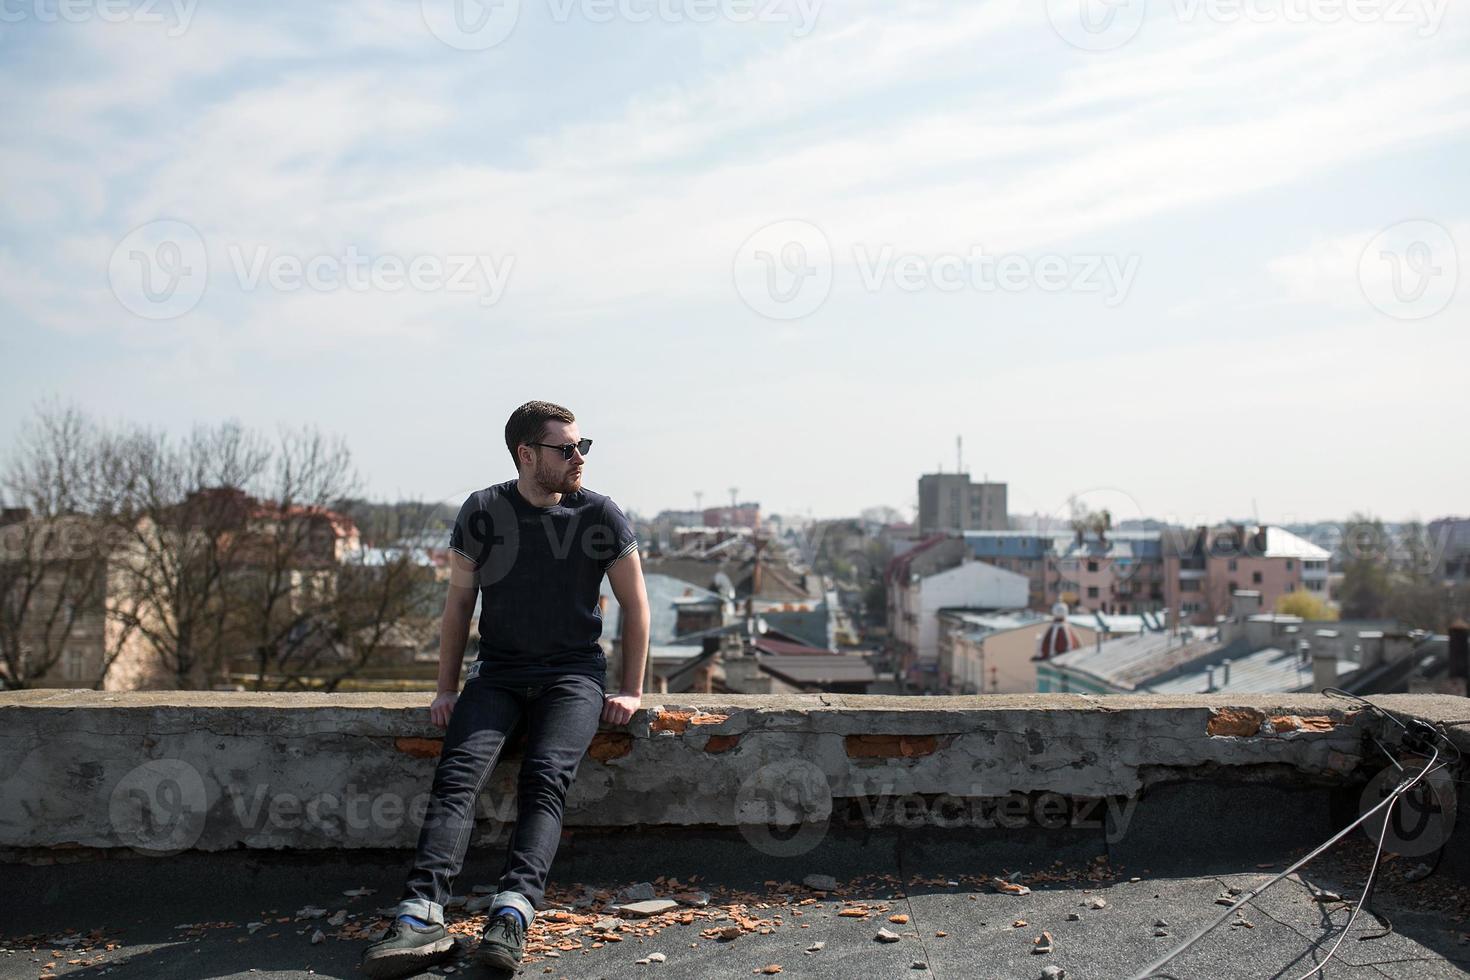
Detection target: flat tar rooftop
<box><xmin>2</xmin><ymin>691</ymin><xmax>1468</xmax><ymax>978</ymax></box>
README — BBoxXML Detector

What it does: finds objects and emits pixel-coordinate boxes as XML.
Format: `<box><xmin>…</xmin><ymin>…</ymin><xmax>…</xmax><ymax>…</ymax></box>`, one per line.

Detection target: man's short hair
<box><xmin>505</xmin><ymin>400</ymin><xmax>576</xmax><ymax>470</ymax></box>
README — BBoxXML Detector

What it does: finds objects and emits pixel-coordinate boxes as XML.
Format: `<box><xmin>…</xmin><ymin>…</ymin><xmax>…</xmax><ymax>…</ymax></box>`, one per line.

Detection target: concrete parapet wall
<box><xmin>1</xmin><ymin>690</ymin><xmax>1464</xmax><ymax>853</ymax></box>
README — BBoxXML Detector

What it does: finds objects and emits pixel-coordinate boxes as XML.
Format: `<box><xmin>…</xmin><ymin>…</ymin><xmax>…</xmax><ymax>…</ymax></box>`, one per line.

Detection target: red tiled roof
<box><xmin>884</xmin><ymin>534</ymin><xmax>950</xmax><ymax>584</ymax></box>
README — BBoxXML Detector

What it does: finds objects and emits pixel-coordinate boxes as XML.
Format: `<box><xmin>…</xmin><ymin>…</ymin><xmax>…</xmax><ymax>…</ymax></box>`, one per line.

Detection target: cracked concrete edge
<box><xmin>1</xmin><ymin>691</ymin><xmax>1461</xmax><ymax>852</ymax></box>
<box><xmin>6</xmin><ymin>689</ymin><xmax>1464</xmax><ymax>718</ymax></box>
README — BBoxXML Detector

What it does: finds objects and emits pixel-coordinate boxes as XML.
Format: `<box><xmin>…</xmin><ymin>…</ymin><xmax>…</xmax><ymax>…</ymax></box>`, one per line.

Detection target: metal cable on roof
<box><xmin>1126</xmin><ymin>699</ymin><xmax>1457</xmax><ymax>980</ymax></box>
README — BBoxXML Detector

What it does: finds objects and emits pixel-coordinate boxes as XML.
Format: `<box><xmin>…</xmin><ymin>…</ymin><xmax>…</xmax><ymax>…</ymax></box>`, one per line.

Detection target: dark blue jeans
<box><xmin>396</xmin><ymin>671</ymin><xmax>604</xmax><ymax>926</ymax></box>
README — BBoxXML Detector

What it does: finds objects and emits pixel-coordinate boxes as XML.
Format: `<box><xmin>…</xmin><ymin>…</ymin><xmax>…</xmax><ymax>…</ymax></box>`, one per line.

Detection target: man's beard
<box><xmin>533</xmin><ymin>456</ymin><xmax>581</xmax><ymax>495</ymax></box>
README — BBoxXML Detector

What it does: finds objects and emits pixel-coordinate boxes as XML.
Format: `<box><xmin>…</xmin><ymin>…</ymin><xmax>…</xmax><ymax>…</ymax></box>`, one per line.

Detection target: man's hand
<box><xmin>430</xmin><ymin>691</ymin><xmax>458</xmax><ymax>729</ymax></box>
<box><xmin>601</xmin><ymin>692</ymin><xmax>640</xmax><ymax>726</ymax></box>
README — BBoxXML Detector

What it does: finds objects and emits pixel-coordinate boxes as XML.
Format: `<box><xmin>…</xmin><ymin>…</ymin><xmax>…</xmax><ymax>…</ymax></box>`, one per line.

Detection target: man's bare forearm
<box><xmin>437</xmin><ymin>597</ymin><xmax>474</xmax><ymax>694</ymax></box>
<box><xmin>618</xmin><ymin>601</ymin><xmax>650</xmax><ymax>695</ymax></box>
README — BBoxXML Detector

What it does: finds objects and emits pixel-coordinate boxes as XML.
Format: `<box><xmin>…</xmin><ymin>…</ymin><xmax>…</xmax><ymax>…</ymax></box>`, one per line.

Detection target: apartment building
<box><xmin>885</xmin><ymin>536</ymin><xmax>1029</xmax><ymax>690</ymax></box>
<box><xmin>963</xmin><ymin>529</ymin><xmax>1166</xmax><ymax>615</ymax></box>
<box><xmin>917</xmin><ymin>473</ymin><xmax>1008</xmax><ymax>533</ymax></box>
<box><xmin>962</xmin><ymin>523</ymin><xmax>1329</xmax><ymax>624</ymax></box>
<box><xmin>1162</xmin><ymin>524</ymin><xmax>1330</xmax><ymax>624</ymax></box>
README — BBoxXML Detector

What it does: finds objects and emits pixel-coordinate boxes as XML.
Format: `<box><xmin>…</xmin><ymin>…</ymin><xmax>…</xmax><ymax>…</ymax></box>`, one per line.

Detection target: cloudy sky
<box><xmin>1</xmin><ymin>0</ymin><xmax>1466</xmax><ymax>525</ymax></box>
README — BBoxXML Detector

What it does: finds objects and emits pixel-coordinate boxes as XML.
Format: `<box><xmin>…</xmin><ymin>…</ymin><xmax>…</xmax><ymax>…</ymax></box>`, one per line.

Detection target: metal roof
<box><xmin>757</xmin><ymin>654</ymin><xmax>876</xmax><ymax>685</ymax></box>
<box><xmin>1148</xmin><ymin>646</ymin><xmax>1360</xmax><ymax>694</ymax></box>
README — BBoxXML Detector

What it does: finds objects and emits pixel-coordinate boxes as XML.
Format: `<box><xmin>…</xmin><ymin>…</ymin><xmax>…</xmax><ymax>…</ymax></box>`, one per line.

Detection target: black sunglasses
<box><xmin>531</xmin><ymin>438</ymin><xmax>592</xmax><ymax>460</ymax></box>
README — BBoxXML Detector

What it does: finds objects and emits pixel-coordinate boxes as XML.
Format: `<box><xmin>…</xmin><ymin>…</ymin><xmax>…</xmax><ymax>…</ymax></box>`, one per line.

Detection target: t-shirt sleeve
<box><xmin>601</xmin><ymin>497</ymin><xmax>639</xmax><ymax>572</ymax></box>
<box><xmin>448</xmin><ymin>492</ymin><xmax>491</xmax><ymax>570</ymax></box>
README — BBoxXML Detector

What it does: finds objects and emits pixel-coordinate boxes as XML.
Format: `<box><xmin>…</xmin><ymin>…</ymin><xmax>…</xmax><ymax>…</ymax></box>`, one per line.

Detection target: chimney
<box><xmin>1221</xmin><ymin>658</ymin><xmax>1232</xmax><ymax>687</ymax></box>
<box><xmin>1231</xmin><ymin>590</ymin><xmax>1262</xmax><ymax>622</ymax></box>
<box><xmin>752</xmin><ymin>536</ymin><xmax>765</xmax><ymax>596</ymax></box>
<box><xmin>1312</xmin><ymin>632</ymin><xmax>1339</xmax><ymax>692</ymax></box>
<box><xmin>1449</xmin><ymin>619</ymin><xmax>1468</xmax><ymax>686</ymax></box>
<box><xmin>1205</xmin><ymin>665</ymin><xmax>1216</xmax><ymax>692</ymax></box>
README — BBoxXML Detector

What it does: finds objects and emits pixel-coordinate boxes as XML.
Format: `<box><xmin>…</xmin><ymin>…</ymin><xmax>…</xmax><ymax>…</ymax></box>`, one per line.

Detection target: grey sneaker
<box><xmin>360</xmin><ymin>917</ymin><xmax>455</xmax><ymax>979</ymax></box>
<box><xmin>476</xmin><ymin>911</ymin><xmax>526</xmax><ymax>971</ymax></box>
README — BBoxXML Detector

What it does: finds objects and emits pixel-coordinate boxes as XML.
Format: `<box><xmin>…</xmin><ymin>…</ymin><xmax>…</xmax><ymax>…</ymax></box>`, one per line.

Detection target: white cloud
<box><xmin>4</xmin><ymin>1</ymin><xmax>1469</xmax><ymax>518</ymax></box>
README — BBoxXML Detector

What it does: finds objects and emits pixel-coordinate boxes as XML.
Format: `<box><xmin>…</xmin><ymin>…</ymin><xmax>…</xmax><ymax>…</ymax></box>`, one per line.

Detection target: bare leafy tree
<box><xmin>227</xmin><ymin>429</ymin><xmax>440</xmax><ymax>691</ymax></box>
<box><xmin>103</xmin><ymin>421</ymin><xmax>272</xmax><ymax>688</ymax></box>
<box><xmin>4</xmin><ymin>401</ymin><xmax>440</xmax><ymax>691</ymax></box>
<box><xmin>0</xmin><ymin>403</ymin><xmax>133</xmax><ymax>688</ymax></box>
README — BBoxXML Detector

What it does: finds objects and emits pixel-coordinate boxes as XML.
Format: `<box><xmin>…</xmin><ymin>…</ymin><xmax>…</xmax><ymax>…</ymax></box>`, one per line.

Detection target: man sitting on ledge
<box><xmin>361</xmin><ymin>400</ymin><xmax>649</xmax><ymax>979</ymax></box>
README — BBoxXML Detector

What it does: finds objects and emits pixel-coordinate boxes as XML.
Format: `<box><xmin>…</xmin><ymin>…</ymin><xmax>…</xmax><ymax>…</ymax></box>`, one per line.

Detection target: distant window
<box><xmin>1228</xmin><ymin>581</ymin><xmax>1239</xmax><ymax>593</ymax></box>
<box><xmin>1252</xmin><ymin>571</ymin><xmax>1263</xmax><ymax>584</ymax></box>
<box><xmin>1087</xmin><ymin>586</ymin><xmax>1099</xmax><ymax>598</ymax></box>
<box><xmin>1287</xmin><ymin>583</ymin><xmax>1295</xmax><ymax>592</ymax></box>
<box><xmin>1087</xmin><ymin>561</ymin><xmax>1099</xmax><ymax>572</ymax></box>
<box><xmin>61</xmin><ymin>647</ymin><xmax>87</xmax><ymax>681</ymax></box>
<box><xmin>1286</xmin><ymin>560</ymin><xmax>1294</xmax><ymax>571</ymax></box>
<box><xmin>1181</xmin><ymin>580</ymin><xmax>1200</xmax><ymax>593</ymax></box>
<box><xmin>1228</xmin><ymin>559</ymin><xmax>1237</xmax><ymax>571</ymax></box>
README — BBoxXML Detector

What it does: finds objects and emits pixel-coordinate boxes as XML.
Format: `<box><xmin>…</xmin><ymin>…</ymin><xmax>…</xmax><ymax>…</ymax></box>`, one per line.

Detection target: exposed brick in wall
<box><xmin>1207</xmin><ymin>707</ymin><xmax>1347</xmax><ymax>737</ymax></box>
<box><xmin>650</xmin><ymin>709</ymin><xmax>730</xmax><ymax>734</ymax></box>
<box><xmin>844</xmin><ymin>734</ymin><xmax>941</xmax><ymax>758</ymax></box>
<box><xmin>703</xmin><ymin>735</ymin><xmax>740</xmax><ymax>754</ymax></box>
<box><xmin>588</xmin><ymin>732</ymin><xmax>633</xmax><ymax>762</ymax></box>
<box><xmin>393</xmin><ymin>737</ymin><xmax>443</xmax><ymax>758</ymax></box>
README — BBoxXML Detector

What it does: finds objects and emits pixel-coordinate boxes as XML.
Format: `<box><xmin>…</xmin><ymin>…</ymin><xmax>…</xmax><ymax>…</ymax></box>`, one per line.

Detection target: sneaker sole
<box><xmin>360</xmin><ymin>937</ymin><xmax>455</xmax><ymax>979</ymax></box>
<box><xmin>476</xmin><ymin>943</ymin><xmax>522</xmax><ymax>972</ymax></box>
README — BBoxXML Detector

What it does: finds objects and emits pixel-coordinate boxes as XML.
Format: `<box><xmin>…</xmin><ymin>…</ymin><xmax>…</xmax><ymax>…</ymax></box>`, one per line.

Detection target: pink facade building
<box><xmin>1162</xmin><ymin>525</ymin><xmax>1330</xmax><ymax>624</ymax></box>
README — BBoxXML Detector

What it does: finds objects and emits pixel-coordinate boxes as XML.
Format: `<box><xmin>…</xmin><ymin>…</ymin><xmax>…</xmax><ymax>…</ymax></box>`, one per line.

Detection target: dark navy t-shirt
<box><xmin>448</xmin><ymin>480</ymin><xmax>638</xmax><ymax>686</ymax></box>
